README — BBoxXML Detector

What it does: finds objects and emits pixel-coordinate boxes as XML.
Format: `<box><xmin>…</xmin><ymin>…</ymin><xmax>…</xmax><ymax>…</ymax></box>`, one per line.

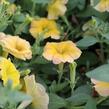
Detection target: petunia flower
<box><xmin>91</xmin><ymin>0</ymin><xmax>109</xmax><ymax>12</ymax></box>
<box><xmin>0</xmin><ymin>57</ymin><xmax>20</xmax><ymax>88</ymax></box>
<box><xmin>29</xmin><ymin>18</ymin><xmax>60</xmax><ymax>39</ymax></box>
<box><xmin>43</xmin><ymin>41</ymin><xmax>81</xmax><ymax>64</ymax></box>
<box><xmin>0</xmin><ymin>35</ymin><xmax>32</xmax><ymax>60</ymax></box>
<box><xmin>47</xmin><ymin>0</ymin><xmax>68</xmax><ymax>19</ymax></box>
<box><xmin>24</xmin><ymin>75</ymin><xmax>49</xmax><ymax>109</ymax></box>
<box><xmin>91</xmin><ymin>79</ymin><xmax>109</xmax><ymax>97</ymax></box>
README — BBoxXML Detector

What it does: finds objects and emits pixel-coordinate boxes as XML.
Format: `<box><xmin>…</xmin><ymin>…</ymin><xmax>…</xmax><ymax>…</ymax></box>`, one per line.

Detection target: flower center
<box><xmin>16</xmin><ymin>44</ymin><xmax>23</xmax><ymax>51</ymax></box>
<box><xmin>42</xmin><ymin>26</ymin><xmax>50</xmax><ymax>33</ymax></box>
<box><xmin>56</xmin><ymin>48</ymin><xmax>65</xmax><ymax>54</ymax></box>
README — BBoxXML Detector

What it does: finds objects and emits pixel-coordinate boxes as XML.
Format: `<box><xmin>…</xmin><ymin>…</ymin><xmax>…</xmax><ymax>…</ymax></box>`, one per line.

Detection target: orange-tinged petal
<box><xmin>0</xmin><ymin>35</ymin><xmax>32</xmax><ymax>60</ymax></box>
<box><xmin>91</xmin><ymin>79</ymin><xmax>109</xmax><ymax>97</ymax></box>
<box><xmin>43</xmin><ymin>41</ymin><xmax>82</xmax><ymax>64</ymax></box>
<box><xmin>94</xmin><ymin>0</ymin><xmax>109</xmax><ymax>12</ymax></box>
<box><xmin>30</xmin><ymin>18</ymin><xmax>60</xmax><ymax>39</ymax></box>
<box><xmin>24</xmin><ymin>75</ymin><xmax>49</xmax><ymax>109</ymax></box>
<box><xmin>106</xmin><ymin>0</ymin><xmax>109</xmax><ymax>11</ymax></box>
<box><xmin>47</xmin><ymin>0</ymin><xmax>68</xmax><ymax>19</ymax></box>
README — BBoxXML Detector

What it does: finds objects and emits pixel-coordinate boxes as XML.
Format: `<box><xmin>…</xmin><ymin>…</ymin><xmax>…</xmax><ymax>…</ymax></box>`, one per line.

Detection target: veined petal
<box><xmin>24</xmin><ymin>75</ymin><xmax>49</xmax><ymax>109</ymax></box>
<box><xmin>43</xmin><ymin>41</ymin><xmax>82</xmax><ymax>64</ymax></box>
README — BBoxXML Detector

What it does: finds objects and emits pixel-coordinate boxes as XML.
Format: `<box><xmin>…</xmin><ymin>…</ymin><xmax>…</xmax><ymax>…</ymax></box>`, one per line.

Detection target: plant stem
<box><xmin>100</xmin><ymin>41</ymin><xmax>105</xmax><ymax>64</ymax></box>
<box><xmin>97</xmin><ymin>97</ymin><xmax>108</xmax><ymax>105</ymax></box>
<box><xmin>67</xmin><ymin>106</ymin><xmax>84</xmax><ymax>109</ymax></box>
<box><xmin>58</xmin><ymin>63</ymin><xmax>64</xmax><ymax>84</ymax></box>
<box><xmin>31</xmin><ymin>3</ymin><xmax>36</xmax><ymax>17</ymax></box>
<box><xmin>61</xmin><ymin>16</ymin><xmax>72</xmax><ymax>30</ymax></box>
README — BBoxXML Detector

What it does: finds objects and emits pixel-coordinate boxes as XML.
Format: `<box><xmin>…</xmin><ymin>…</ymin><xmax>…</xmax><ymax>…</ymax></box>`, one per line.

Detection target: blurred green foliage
<box><xmin>1</xmin><ymin>0</ymin><xmax>109</xmax><ymax>109</ymax></box>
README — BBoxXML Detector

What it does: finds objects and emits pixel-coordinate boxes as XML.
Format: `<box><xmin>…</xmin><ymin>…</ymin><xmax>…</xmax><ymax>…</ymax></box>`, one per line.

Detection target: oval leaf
<box><xmin>86</xmin><ymin>64</ymin><xmax>109</xmax><ymax>82</ymax></box>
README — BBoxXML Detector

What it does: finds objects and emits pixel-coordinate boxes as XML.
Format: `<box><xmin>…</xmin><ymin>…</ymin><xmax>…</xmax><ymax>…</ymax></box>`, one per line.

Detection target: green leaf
<box><xmin>49</xmin><ymin>93</ymin><xmax>67</xmax><ymax>109</ymax></box>
<box><xmin>67</xmin><ymin>93</ymin><xmax>91</xmax><ymax>106</ymax></box>
<box><xmin>68</xmin><ymin>0</ymin><xmax>85</xmax><ymax>10</ymax></box>
<box><xmin>74</xmin><ymin>85</ymin><xmax>93</xmax><ymax>95</ymax></box>
<box><xmin>13</xmin><ymin>13</ymin><xmax>25</xmax><ymax>23</ymax></box>
<box><xmin>102</xmin><ymin>33</ymin><xmax>109</xmax><ymax>40</ymax></box>
<box><xmin>76</xmin><ymin>37</ymin><xmax>98</xmax><ymax>48</ymax></box>
<box><xmin>77</xmin><ymin>6</ymin><xmax>108</xmax><ymax>20</ymax></box>
<box><xmin>8</xmin><ymin>90</ymin><xmax>31</xmax><ymax>103</ymax></box>
<box><xmin>49</xmin><ymin>81</ymin><xmax>69</xmax><ymax>93</ymax></box>
<box><xmin>33</xmin><ymin>56</ymin><xmax>49</xmax><ymax>64</ymax></box>
<box><xmin>0</xmin><ymin>84</ymin><xmax>32</xmax><ymax>108</ymax></box>
<box><xmin>32</xmin><ymin>0</ymin><xmax>50</xmax><ymax>4</ymax></box>
<box><xmin>86</xmin><ymin>64</ymin><xmax>109</xmax><ymax>82</ymax></box>
<box><xmin>32</xmin><ymin>44</ymin><xmax>43</xmax><ymax>55</ymax></box>
<box><xmin>85</xmin><ymin>98</ymin><xmax>97</xmax><ymax>109</ymax></box>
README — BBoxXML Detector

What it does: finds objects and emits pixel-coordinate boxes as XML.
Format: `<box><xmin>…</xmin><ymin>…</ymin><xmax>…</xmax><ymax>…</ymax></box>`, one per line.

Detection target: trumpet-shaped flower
<box><xmin>43</xmin><ymin>41</ymin><xmax>82</xmax><ymax>64</ymax></box>
<box><xmin>47</xmin><ymin>0</ymin><xmax>68</xmax><ymax>19</ymax></box>
<box><xmin>0</xmin><ymin>35</ymin><xmax>32</xmax><ymax>60</ymax></box>
<box><xmin>30</xmin><ymin>18</ymin><xmax>60</xmax><ymax>39</ymax></box>
<box><xmin>91</xmin><ymin>79</ymin><xmax>109</xmax><ymax>97</ymax></box>
<box><xmin>0</xmin><ymin>57</ymin><xmax>20</xmax><ymax>88</ymax></box>
<box><xmin>24</xmin><ymin>75</ymin><xmax>49</xmax><ymax>109</ymax></box>
<box><xmin>92</xmin><ymin>0</ymin><xmax>109</xmax><ymax>12</ymax></box>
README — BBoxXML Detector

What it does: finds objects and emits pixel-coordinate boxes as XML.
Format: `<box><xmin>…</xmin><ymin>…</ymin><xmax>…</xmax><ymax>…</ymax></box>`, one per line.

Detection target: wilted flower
<box><xmin>43</xmin><ymin>41</ymin><xmax>82</xmax><ymax>64</ymax></box>
<box><xmin>24</xmin><ymin>75</ymin><xmax>49</xmax><ymax>109</ymax></box>
<box><xmin>47</xmin><ymin>0</ymin><xmax>68</xmax><ymax>19</ymax></box>
<box><xmin>0</xmin><ymin>35</ymin><xmax>32</xmax><ymax>60</ymax></box>
<box><xmin>30</xmin><ymin>18</ymin><xmax>60</xmax><ymax>39</ymax></box>
<box><xmin>0</xmin><ymin>57</ymin><xmax>20</xmax><ymax>88</ymax></box>
<box><xmin>91</xmin><ymin>79</ymin><xmax>109</xmax><ymax>97</ymax></box>
<box><xmin>91</xmin><ymin>0</ymin><xmax>109</xmax><ymax>12</ymax></box>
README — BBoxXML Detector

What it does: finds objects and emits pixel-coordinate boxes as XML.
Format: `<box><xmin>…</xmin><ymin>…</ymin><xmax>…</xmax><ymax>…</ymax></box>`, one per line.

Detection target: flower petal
<box><xmin>24</xmin><ymin>75</ymin><xmax>49</xmax><ymax>109</ymax></box>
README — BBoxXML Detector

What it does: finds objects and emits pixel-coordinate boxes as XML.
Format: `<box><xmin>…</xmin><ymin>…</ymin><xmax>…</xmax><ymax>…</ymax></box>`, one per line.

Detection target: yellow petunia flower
<box><xmin>24</xmin><ymin>75</ymin><xmax>49</xmax><ymax>109</ymax></box>
<box><xmin>43</xmin><ymin>41</ymin><xmax>82</xmax><ymax>64</ymax></box>
<box><xmin>0</xmin><ymin>57</ymin><xmax>20</xmax><ymax>88</ymax></box>
<box><xmin>29</xmin><ymin>18</ymin><xmax>60</xmax><ymax>39</ymax></box>
<box><xmin>91</xmin><ymin>79</ymin><xmax>109</xmax><ymax>97</ymax></box>
<box><xmin>47</xmin><ymin>0</ymin><xmax>68</xmax><ymax>19</ymax></box>
<box><xmin>0</xmin><ymin>35</ymin><xmax>32</xmax><ymax>60</ymax></box>
<box><xmin>92</xmin><ymin>0</ymin><xmax>109</xmax><ymax>12</ymax></box>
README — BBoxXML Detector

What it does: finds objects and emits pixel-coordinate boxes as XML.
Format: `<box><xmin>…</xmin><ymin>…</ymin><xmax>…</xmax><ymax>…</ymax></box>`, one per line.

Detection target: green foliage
<box><xmin>0</xmin><ymin>3</ymin><xmax>12</xmax><ymax>31</ymax></box>
<box><xmin>49</xmin><ymin>93</ymin><xmax>67</xmax><ymax>109</ymax></box>
<box><xmin>0</xmin><ymin>83</ymin><xmax>31</xmax><ymax>109</ymax></box>
<box><xmin>1</xmin><ymin>0</ymin><xmax>109</xmax><ymax>109</ymax></box>
<box><xmin>31</xmin><ymin>0</ymin><xmax>50</xmax><ymax>4</ymax></box>
<box><xmin>87</xmin><ymin>64</ymin><xmax>109</xmax><ymax>82</ymax></box>
<box><xmin>49</xmin><ymin>81</ymin><xmax>69</xmax><ymax>93</ymax></box>
<box><xmin>68</xmin><ymin>0</ymin><xmax>86</xmax><ymax>10</ymax></box>
<box><xmin>77</xmin><ymin>37</ymin><xmax>98</xmax><ymax>48</ymax></box>
<box><xmin>85</xmin><ymin>99</ymin><xmax>97</xmax><ymax>109</ymax></box>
